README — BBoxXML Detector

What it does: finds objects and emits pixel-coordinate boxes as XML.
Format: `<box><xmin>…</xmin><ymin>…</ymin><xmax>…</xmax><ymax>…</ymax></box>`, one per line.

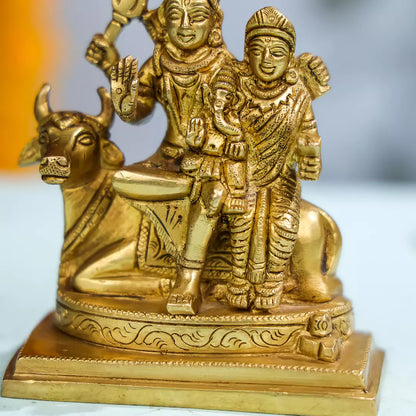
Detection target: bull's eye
<box><xmin>39</xmin><ymin>133</ymin><xmax>49</xmax><ymax>145</ymax></box>
<box><xmin>77</xmin><ymin>133</ymin><xmax>94</xmax><ymax>146</ymax></box>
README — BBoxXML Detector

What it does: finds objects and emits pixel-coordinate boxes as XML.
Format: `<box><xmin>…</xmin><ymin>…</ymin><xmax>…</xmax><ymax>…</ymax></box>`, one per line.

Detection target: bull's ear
<box><xmin>18</xmin><ymin>137</ymin><xmax>41</xmax><ymax>167</ymax></box>
<box><xmin>100</xmin><ymin>140</ymin><xmax>124</xmax><ymax>169</ymax></box>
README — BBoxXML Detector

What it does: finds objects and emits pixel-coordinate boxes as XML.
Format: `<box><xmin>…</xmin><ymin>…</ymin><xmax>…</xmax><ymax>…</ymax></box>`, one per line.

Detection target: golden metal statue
<box><xmin>2</xmin><ymin>2</ymin><xmax>384</xmax><ymax>416</ymax></box>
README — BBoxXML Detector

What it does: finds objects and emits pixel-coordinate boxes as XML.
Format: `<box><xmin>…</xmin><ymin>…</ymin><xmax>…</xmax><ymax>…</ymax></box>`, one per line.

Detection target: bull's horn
<box><xmin>94</xmin><ymin>87</ymin><xmax>114</xmax><ymax>128</ymax></box>
<box><xmin>34</xmin><ymin>83</ymin><xmax>52</xmax><ymax>123</ymax></box>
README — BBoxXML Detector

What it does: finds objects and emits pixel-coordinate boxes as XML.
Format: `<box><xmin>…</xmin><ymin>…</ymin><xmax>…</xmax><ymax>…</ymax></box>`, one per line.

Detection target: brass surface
<box><xmin>3</xmin><ymin>314</ymin><xmax>383</xmax><ymax>416</ymax></box>
<box><xmin>2</xmin><ymin>1</ymin><xmax>384</xmax><ymax>415</ymax></box>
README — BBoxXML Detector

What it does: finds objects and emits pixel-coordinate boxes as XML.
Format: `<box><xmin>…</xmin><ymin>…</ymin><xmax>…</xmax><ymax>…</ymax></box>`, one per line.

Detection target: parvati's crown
<box><xmin>246</xmin><ymin>7</ymin><xmax>296</xmax><ymax>51</ymax></box>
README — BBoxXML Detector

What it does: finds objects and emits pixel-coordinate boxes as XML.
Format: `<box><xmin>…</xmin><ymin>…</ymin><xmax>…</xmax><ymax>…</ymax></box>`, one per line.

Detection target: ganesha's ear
<box><xmin>100</xmin><ymin>140</ymin><xmax>125</xmax><ymax>169</ymax></box>
<box><xmin>202</xmin><ymin>83</ymin><xmax>214</xmax><ymax>112</ymax></box>
<box><xmin>18</xmin><ymin>137</ymin><xmax>41</xmax><ymax>167</ymax></box>
<box><xmin>233</xmin><ymin>91</ymin><xmax>246</xmax><ymax>113</ymax></box>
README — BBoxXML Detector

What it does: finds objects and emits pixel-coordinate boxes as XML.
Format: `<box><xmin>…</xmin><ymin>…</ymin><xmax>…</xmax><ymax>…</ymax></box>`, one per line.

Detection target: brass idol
<box><xmin>2</xmin><ymin>2</ymin><xmax>384</xmax><ymax>416</ymax></box>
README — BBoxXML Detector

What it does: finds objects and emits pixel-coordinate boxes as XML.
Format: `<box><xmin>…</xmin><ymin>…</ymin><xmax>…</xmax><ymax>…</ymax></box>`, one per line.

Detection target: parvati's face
<box><xmin>248</xmin><ymin>36</ymin><xmax>291</xmax><ymax>83</ymax></box>
<box><xmin>165</xmin><ymin>0</ymin><xmax>215</xmax><ymax>50</ymax></box>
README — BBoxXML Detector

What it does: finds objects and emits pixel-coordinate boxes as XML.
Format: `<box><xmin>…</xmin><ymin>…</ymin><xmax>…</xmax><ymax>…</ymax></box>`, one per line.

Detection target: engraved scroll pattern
<box><xmin>56</xmin><ymin>305</ymin><xmax>305</xmax><ymax>353</ymax></box>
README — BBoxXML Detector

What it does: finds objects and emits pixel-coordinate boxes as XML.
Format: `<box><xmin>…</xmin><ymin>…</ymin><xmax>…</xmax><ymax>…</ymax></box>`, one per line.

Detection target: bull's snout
<box><xmin>39</xmin><ymin>156</ymin><xmax>71</xmax><ymax>184</ymax></box>
<box><xmin>40</xmin><ymin>156</ymin><xmax>69</xmax><ymax>168</ymax></box>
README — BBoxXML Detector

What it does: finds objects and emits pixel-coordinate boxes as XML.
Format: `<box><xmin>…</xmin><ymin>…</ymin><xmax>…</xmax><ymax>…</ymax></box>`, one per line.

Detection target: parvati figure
<box><xmin>227</xmin><ymin>7</ymin><xmax>327</xmax><ymax>311</ymax></box>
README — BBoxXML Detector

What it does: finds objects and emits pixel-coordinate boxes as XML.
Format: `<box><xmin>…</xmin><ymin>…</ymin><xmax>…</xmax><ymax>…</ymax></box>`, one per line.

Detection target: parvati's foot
<box><xmin>226</xmin><ymin>277</ymin><xmax>254</xmax><ymax>309</ymax></box>
<box><xmin>227</xmin><ymin>293</ymin><xmax>250</xmax><ymax>309</ymax></box>
<box><xmin>254</xmin><ymin>280</ymin><xmax>284</xmax><ymax>310</ymax></box>
<box><xmin>223</xmin><ymin>197</ymin><xmax>247</xmax><ymax>214</ymax></box>
<box><xmin>166</xmin><ymin>268</ymin><xmax>202</xmax><ymax>315</ymax></box>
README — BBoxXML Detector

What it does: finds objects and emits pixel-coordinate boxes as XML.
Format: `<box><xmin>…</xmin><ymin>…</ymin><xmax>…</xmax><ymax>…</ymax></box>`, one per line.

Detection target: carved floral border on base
<box><xmin>55</xmin><ymin>299</ymin><xmax>353</xmax><ymax>354</ymax></box>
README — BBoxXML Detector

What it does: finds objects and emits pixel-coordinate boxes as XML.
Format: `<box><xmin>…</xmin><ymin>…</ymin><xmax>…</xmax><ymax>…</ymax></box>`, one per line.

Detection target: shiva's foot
<box><xmin>166</xmin><ymin>268</ymin><xmax>202</xmax><ymax>315</ymax></box>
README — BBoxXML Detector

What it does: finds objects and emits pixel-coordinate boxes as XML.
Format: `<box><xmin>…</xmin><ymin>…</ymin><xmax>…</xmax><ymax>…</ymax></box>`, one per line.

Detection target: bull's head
<box><xmin>19</xmin><ymin>84</ymin><xmax>124</xmax><ymax>188</ymax></box>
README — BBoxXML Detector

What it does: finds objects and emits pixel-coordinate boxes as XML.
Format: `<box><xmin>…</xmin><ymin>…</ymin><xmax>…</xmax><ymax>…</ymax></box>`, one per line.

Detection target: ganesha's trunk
<box><xmin>214</xmin><ymin>110</ymin><xmax>241</xmax><ymax>137</ymax></box>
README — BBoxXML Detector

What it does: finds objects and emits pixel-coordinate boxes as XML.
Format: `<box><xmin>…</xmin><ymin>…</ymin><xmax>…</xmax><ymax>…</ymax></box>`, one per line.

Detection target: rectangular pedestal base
<box><xmin>2</xmin><ymin>313</ymin><xmax>384</xmax><ymax>416</ymax></box>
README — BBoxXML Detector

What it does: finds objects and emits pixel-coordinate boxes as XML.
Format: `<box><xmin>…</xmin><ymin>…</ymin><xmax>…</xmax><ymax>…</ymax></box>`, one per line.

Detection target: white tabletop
<box><xmin>1</xmin><ymin>176</ymin><xmax>415</xmax><ymax>415</ymax></box>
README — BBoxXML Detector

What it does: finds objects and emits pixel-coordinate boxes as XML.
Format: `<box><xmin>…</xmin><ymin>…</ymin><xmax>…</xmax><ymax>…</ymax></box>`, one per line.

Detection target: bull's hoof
<box><xmin>298</xmin><ymin>331</ymin><xmax>342</xmax><ymax>363</ymax></box>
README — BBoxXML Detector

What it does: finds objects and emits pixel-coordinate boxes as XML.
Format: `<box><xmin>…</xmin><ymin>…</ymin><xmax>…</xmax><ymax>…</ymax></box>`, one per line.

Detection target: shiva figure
<box><xmin>88</xmin><ymin>0</ymin><xmax>236</xmax><ymax>314</ymax></box>
<box><xmin>110</xmin><ymin>0</ymin><xmax>232</xmax><ymax>166</ymax></box>
<box><xmin>226</xmin><ymin>7</ymin><xmax>329</xmax><ymax>311</ymax></box>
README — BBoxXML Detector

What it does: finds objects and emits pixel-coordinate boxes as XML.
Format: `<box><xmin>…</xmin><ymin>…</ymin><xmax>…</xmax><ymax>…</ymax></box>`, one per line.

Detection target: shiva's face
<box><xmin>248</xmin><ymin>36</ymin><xmax>291</xmax><ymax>83</ymax></box>
<box><xmin>164</xmin><ymin>0</ymin><xmax>215</xmax><ymax>50</ymax></box>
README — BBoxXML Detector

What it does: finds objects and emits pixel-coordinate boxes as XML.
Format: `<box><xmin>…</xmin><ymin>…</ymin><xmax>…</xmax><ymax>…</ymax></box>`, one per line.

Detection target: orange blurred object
<box><xmin>0</xmin><ymin>0</ymin><xmax>62</xmax><ymax>171</ymax></box>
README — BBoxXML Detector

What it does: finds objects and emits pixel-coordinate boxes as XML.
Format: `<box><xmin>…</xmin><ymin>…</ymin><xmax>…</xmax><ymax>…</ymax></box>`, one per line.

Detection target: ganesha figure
<box><xmin>3</xmin><ymin>1</ymin><xmax>384</xmax><ymax>414</ymax></box>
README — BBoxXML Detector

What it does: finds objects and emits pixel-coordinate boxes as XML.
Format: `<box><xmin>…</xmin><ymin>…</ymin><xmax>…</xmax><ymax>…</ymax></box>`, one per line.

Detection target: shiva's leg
<box><xmin>166</xmin><ymin>181</ymin><xmax>226</xmax><ymax>315</ymax></box>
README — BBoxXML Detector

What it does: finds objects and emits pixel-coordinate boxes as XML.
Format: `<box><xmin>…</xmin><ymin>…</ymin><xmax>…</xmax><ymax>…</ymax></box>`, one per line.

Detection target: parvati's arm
<box><xmin>297</xmin><ymin>103</ymin><xmax>322</xmax><ymax>181</ymax></box>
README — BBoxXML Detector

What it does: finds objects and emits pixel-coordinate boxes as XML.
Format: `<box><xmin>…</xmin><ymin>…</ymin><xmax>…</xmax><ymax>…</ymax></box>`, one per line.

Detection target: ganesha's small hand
<box><xmin>186</xmin><ymin>118</ymin><xmax>205</xmax><ymax>148</ymax></box>
<box><xmin>111</xmin><ymin>56</ymin><xmax>139</xmax><ymax>120</ymax></box>
<box><xmin>298</xmin><ymin>156</ymin><xmax>322</xmax><ymax>181</ymax></box>
<box><xmin>226</xmin><ymin>140</ymin><xmax>247</xmax><ymax>161</ymax></box>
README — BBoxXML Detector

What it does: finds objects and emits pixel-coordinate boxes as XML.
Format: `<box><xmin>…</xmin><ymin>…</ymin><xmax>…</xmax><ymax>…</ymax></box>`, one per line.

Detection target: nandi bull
<box><xmin>19</xmin><ymin>84</ymin><xmax>171</xmax><ymax>297</ymax></box>
<box><xmin>20</xmin><ymin>84</ymin><xmax>343</xmax><ymax>306</ymax></box>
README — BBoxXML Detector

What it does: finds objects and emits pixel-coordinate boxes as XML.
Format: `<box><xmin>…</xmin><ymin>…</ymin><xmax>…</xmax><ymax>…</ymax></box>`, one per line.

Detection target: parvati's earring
<box><xmin>285</xmin><ymin>67</ymin><xmax>298</xmax><ymax>85</ymax></box>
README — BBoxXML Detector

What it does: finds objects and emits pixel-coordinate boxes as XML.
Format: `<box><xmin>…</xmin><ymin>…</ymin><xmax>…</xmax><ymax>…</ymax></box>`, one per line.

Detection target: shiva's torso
<box><xmin>143</xmin><ymin>44</ymin><xmax>234</xmax><ymax>160</ymax></box>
